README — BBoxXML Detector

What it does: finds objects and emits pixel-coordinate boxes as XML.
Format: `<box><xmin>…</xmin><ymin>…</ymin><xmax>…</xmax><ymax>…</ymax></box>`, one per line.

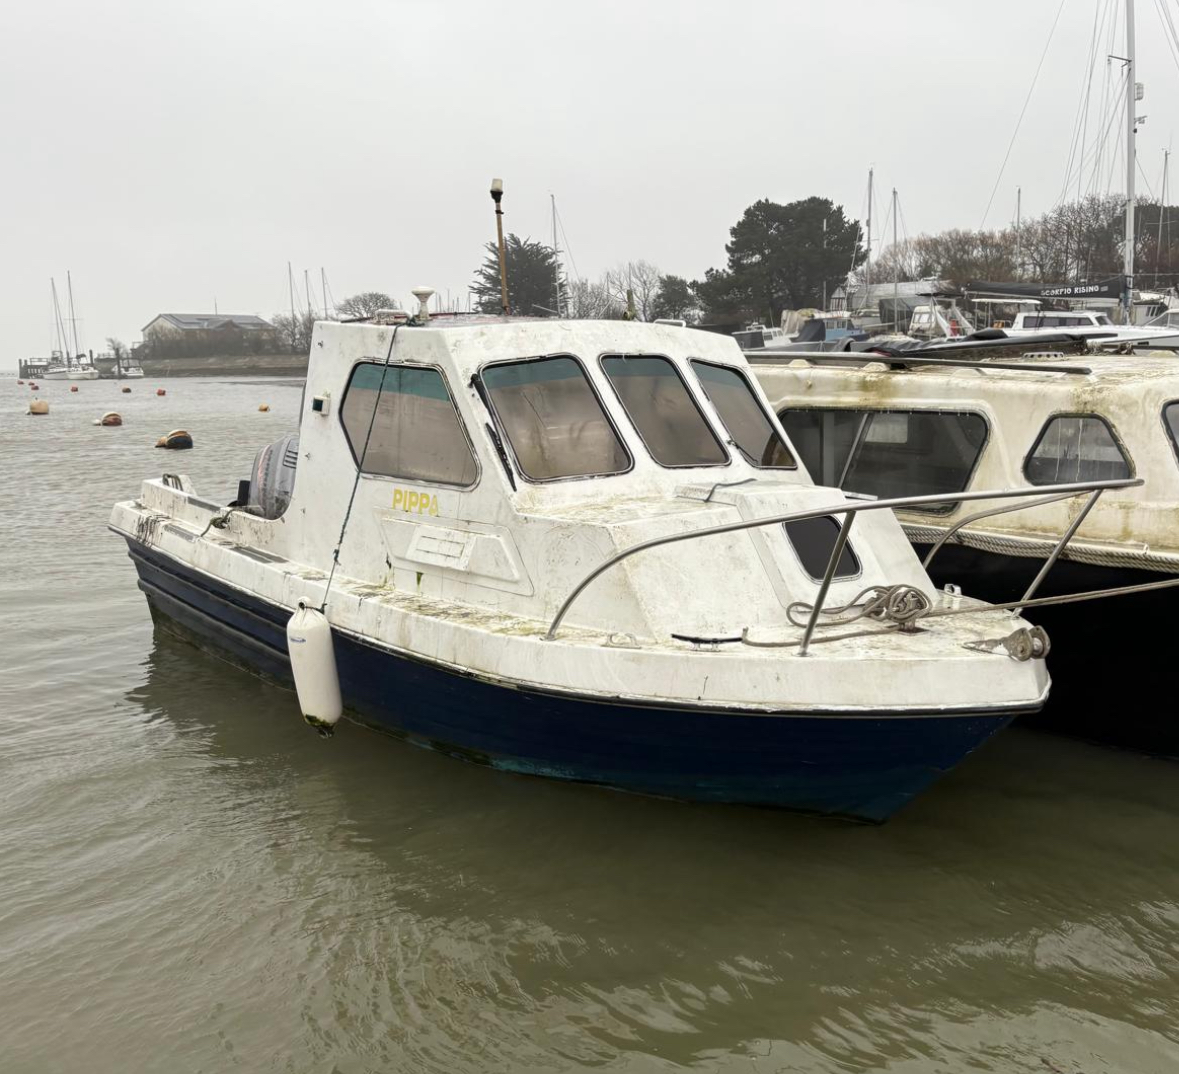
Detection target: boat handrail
<box><xmin>543</xmin><ymin>477</ymin><xmax>1143</xmax><ymax>646</ymax></box>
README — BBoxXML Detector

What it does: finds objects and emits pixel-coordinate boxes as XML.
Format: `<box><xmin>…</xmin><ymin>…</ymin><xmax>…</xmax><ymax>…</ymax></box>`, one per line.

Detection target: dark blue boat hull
<box><xmin>918</xmin><ymin>542</ymin><xmax>1179</xmax><ymax>756</ymax></box>
<box><xmin>123</xmin><ymin>540</ymin><xmax>1024</xmax><ymax>822</ymax></box>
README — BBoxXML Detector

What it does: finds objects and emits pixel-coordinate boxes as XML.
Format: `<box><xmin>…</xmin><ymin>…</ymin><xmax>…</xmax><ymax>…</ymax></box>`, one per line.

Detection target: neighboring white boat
<box><xmin>1004</xmin><ymin>308</ymin><xmax>1176</xmax><ymax>349</ymax></box>
<box><xmin>117</xmin><ymin>363</ymin><xmax>145</xmax><ymax>379</ymax></box>
<box><xmin>41</xmin><ymin>275</ymin><xmax>100</xmax><ymax>378</ymax></box>
<box><xmin>108</xmin><ymin>309</ymin><xmax>1082</xmax><ymax>822</ymax></box>
<box><xmin>42</xmin><ymin>358</ymin><xmax>100</xmax><ymax>380</ymax></box>
<box><xmin>753</xmin><ymin>343</ymin><xmax>1176</xmax><ymax>753</ymax></box>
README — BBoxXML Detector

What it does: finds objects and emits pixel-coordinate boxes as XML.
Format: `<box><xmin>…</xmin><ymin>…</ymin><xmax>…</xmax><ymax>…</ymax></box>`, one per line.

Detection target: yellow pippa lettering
<box><xmin>393</xmin><ymin>487</ymin><xmax>442</xmax><ymax>516</ymax></box>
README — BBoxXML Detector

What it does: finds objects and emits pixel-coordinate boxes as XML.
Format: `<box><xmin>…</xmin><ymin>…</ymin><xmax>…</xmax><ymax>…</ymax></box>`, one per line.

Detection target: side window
<box><xmin>779</xmin><ymin>408</ymin><xmax>988</xmax><ymax>513</ymax></box>
<box><xmin>690</xmin><ymin>360</ymin><xmax>796</xmax><ymax>468</ymax></box>
<box><xmin>1024</xmin><ymin>415</ymin><xmax>1131</xmax><ymax>485</ymax></box>
<box><xmin>481</xmin><ymin>355</ymin><xmax>631</xmax><ymax>481</ymax></box>
<box><xmin>784</xmin><ymin>516</ymin><xmax>860</xmax><ymax>581</ymax></box>
<box><xmin>601</xmin><ymin>354</ymin><xmax>727</xmax><ymax>467</ymax></box>
<box><xmin>340</xmin><ymin>363</ymin><xmax>479</xmax><ymax>486</ymax></box>
<box><xmin>1164</xmin><ymin>402</ymin><xmax>1179</xmax><ymax>460</ymax></box>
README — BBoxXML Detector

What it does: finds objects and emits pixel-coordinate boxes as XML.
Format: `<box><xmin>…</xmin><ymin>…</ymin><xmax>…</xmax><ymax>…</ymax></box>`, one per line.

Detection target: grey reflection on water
<box><xmin>108</xmin><ymin>629</ymin><xmax>1179</xmax><ymax>1073</ymax></box>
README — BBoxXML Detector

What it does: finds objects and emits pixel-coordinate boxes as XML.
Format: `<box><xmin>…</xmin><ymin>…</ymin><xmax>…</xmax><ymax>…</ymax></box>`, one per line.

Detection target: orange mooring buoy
<box><xmin>156</xmin><ymin>388</ymin><xmax>167</xmax><ymax>396</ymax></box>
<box><xmin>30</xmin><ymin>383</ymin><xmax>39</xmax><ymax>390</ymax></box>
<box><xmin>258</xmin><ymin>403</ymin><xmax>270</xmax><ymax>412</ymax></box>
<box><xmin>121</xmin><ymin>386</ymin><xmax>132</xmax><ymax>393</ymax></box>
<box><xmin>70</xmin><ymin>385</ymin><xmax>79</xmax><ymax>392</ymax></box>
<box><xmin>17</xmin><ymin>379</ymin><xmax>24</xmax><ymax>385</ymax></box>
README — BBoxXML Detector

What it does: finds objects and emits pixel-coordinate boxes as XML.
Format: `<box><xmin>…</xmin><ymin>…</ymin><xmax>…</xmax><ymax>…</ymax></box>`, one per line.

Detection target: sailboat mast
<box><xmin>891</xmin><ymin>188</ymin><xmax>899</xmax><ymax>333</ymax></box>
<box><xmin>865</xmin><ymin>167</ymin><xmax>873</xmax><ymax>307</ymax></box>
<box><xmin>321</xmin><ymin>268</ymin><xmax>329</xmax><ymax>319</ymax></box>
<box><xmin>1016</xmin><ymin>186</ymin><xmax>1022</xmax><ymax>270</ymax></box>
<box><xmin>551</xmin><ymin>194</ymin><xmax>561</xmax><ymax>318</ymax></box>
<box><xmin>1124</xmin><ymin>0</ymin><xmax>1137</xmax><ymax>322</ymax></box>
<box><xmin>1157</xmin><ymin>151</ymin><xmax>1170</xmax><ymax>278</ymax></box>
<box><xmin>288</xmin><ymin>262</ymin><xmax>297</xmax><ymax>348</ymax></box>
<box><xmin>67</xmin><ymin>271</ymin><xmax>81</xmax><ymax>357</ymax></box>
<box><xmin>51</xmin><ymin>279</ymin><xmax>68</xmax><ymax>357</ymax></box>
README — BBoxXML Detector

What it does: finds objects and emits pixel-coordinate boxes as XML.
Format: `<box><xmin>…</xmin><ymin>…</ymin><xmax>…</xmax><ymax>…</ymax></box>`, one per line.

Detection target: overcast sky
<box><xmin>2</xmin><ymin>0</ymin><xmax>1176</xmax><ymax>363</ymax></box>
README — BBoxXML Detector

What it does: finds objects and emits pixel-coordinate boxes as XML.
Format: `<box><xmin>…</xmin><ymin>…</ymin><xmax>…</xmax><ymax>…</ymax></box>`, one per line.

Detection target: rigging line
<box><xmin>1078</xmin><ymin>75</ymin><xmax>1127</xmax><ymax>198</ymax></box>
<box><xmin>1153</xmin><ymin>0</ymin><xmax>1179</xmax><ymax>75</ymax></box>
<box><xmin>553</xmin><ymin>204</ymin><xmax>581</xmax><ymax>285</ymax></box>
<box><xmin>319</xmin><ymin>325</ymin><xmax>399</xmax><ymax>613</ymax></box>
<box><xmin>981</xmin><ymin>0</ymin><xmax>1067</xmax><ymax>228</ymax></box>
<box><xmin>1061</xmin><ymin>0</ymin><xmax>1108</xmax><ymax>206</ymax></box>
<box><xmin>1136</xmin><ymin>155</ymin><xmax>1157</xmax><ymax>200</ymax></box>
<box><xmin>848</xmin><ymin>174</ymin><xmax>871</xmax><ymax>279</ymax></box>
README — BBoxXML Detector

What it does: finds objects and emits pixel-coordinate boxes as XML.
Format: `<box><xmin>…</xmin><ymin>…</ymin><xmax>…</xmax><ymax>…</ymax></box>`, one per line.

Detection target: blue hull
<box><xmin>123</xmin><ymin>541</ymin><xmax>1023</xmax><ymax>821</ymax></box>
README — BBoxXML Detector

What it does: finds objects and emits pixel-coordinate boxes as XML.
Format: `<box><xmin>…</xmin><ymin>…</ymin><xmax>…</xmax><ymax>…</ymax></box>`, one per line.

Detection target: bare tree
<box><xmin>336</xmin><ymin>291</ymin><xmax>394</xmax><ymax>319</ymax></box>
<box><xmin>604</xmin><ymin>261</ymin><xmax>662</xmax><ymax>320</ymax></box>
<box><xmin>271</xmin><ymin>310</ymin><xmax>317</xmax><ymax>353</ymax></box>
<box><xmin>567</xmin><ymin>278</ymin><xmax>625</xmax><ymax>319</ymax></box>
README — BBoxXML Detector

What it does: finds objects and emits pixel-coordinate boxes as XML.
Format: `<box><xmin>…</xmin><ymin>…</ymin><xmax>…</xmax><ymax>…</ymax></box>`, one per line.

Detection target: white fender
<box><xmin>286</xmin><ymin>603</ymin><xmax>343</xmax><ymax>735</ymax></box>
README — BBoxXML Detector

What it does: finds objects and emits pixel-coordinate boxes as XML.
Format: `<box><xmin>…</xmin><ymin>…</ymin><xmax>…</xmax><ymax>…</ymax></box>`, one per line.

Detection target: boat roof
<box><xmin>315</xmin><ymin>316</ymin><xmax>745</xmax><ymax>379</ymax></box>
<box><xmin>756</xmin><ymin>350</ymin><xmax>1179</xmax><ymax>390</ymax></box>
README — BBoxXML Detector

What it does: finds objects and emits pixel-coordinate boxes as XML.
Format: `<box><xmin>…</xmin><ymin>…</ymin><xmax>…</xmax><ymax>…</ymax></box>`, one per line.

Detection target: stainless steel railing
<box><xmin>543</xmin><ymin>477</ymin><xmax>1142</xmax><ymax>648</ymax></box>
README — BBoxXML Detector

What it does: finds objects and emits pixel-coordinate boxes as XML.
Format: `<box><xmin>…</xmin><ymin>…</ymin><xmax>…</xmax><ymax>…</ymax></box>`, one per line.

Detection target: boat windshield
<box><xmin>690</xmin><ymin>360</ymin><xmax>795</xmax><ymax>468</ymax></box>
<box><xmin>482</xmin><ymin>355</ymin><xmax>631</xmax><ymax>481</ymax></box>
<box><xmin>601</xmin><ymin>354</ymin><xmax>727</xmax><ymax>468</ymax></box>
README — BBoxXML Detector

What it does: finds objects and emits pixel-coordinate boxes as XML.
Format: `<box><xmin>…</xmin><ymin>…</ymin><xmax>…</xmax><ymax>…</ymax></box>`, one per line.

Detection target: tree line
<box><xmin>862</xmin><ymin>194</ymin><xmax>1179</xmax><ymax>292</ymax></box>
<box><xmin>471</xmin><ymin>197</ymin><xmax>864</xmax><ymax>327</ymax></box>
<box><xmin>261</xmin><ymin>190</ymin><xmax>1178</xmax><ymax>356</ymax></box>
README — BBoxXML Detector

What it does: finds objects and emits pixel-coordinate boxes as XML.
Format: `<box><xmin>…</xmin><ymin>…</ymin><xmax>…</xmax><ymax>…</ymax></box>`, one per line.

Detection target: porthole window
<box><xmin>1163</xmin><ymin>401</ymin><xmax>1179</xmax><ymax>461</ymax></box>
<box><xmin>1024</xmin><ymin>414</ymin><xmax>1131</xmax><ymax>485</ymax></box>
<box><xmin>784</xmin><ymin>516</ymin><xmax>860</xmax><ymax>581</ymax></box>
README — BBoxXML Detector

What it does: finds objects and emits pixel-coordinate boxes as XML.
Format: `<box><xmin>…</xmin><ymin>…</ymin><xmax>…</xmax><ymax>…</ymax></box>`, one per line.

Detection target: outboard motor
<box><xmin>245</xmin><ymin>433</ymin><xmax>299</xmax><ymax>520</ymax></box>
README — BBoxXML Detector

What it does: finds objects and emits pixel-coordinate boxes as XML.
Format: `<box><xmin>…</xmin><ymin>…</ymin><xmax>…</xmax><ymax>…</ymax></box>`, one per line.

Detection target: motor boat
<box><xmin>110</xmin><ymin>307</ymin><xmax>1069</xmax><ymax>821</ymax></box>
<box><xmin>753</xmin><ymin>341</ymin><xmax>1174</xmax><ymax>753</ymax></box>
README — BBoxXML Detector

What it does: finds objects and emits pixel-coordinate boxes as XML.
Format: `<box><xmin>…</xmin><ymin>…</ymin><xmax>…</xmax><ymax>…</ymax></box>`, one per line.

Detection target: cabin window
<box><xmin>783</xmin><ymin>516</ymin><xmax>860</xmax><ymax>582</ymax></box>
<box><xmin>779</xmin><ymin>407</ymin><xmax>988</xmax><ymax>513</ymax></box>
<box><xmin>689</xmin><ymin>360</ymin><xmax>796</xmax><ymax>468</ymax></box>
<box><xmin>1164</xmin><ymin>402</ymin><xmax>1179</xmax><ymax>460</ymax></box>
<box><xmin>481</xmin><ymin>355</ymin><xmax>631</xmax><ymax>481</ymax></box>
<box><xmin>600</xmin><ymin>354</ymin><xmax>728</xmax><ymax>468</ymax></box>
<box><xmin>340</xmin><ymin>362</ymin><xmax>479</xmax><ymax>486</ymax></box>
<box><xmin>1024</xmin><ymin>414</ymin><xmax>1131</xmax><ymax>485</ymax></box>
